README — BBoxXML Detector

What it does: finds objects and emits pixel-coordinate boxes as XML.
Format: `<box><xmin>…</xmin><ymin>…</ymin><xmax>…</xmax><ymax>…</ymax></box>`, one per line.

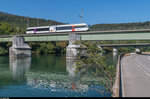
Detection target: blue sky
<box><xmin>1</xmin><ymin>0</ymin><xmax>150</xmax><ymax>25</ymax></box>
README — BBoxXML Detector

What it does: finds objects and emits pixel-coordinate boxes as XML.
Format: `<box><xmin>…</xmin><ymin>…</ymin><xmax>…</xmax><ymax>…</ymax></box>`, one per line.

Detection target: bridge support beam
<box><xmin>9</xmin><ymin>36</ymin><xmax>31</xmax><ymax>58</ymax></box>
<box><xmin>66</xmin><ymin>33</ymin><xmax>81</xmax><ymax>60</ymax></box>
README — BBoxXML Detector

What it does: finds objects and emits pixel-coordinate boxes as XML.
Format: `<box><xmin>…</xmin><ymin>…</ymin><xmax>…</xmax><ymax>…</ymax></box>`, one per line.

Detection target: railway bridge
<box><xmin>1</xmin><ymin>29</ymin><xmax>150</xmax><ymax>59</ymax></box>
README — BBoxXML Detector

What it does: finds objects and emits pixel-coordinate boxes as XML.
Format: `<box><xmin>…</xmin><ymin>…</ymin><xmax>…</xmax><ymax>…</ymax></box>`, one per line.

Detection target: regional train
<box><xmin>26</xmin><ymin>23</ymin><xmax>89</xmax><ymax>34</ymax></box>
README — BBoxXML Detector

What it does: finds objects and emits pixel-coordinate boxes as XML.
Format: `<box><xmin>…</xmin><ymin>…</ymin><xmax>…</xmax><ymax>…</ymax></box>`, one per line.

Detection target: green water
<box><xmin>0</xmin><ymin>52</ymin><xmax>119</xmax><ymax>97</ymax></box>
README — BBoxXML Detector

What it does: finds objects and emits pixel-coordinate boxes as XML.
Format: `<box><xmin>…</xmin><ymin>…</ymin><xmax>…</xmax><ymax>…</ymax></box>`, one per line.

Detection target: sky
<box><xmin>1</xmin><ymin>0</ymin><xmax>150</xmax><ymax>25</ymax></box>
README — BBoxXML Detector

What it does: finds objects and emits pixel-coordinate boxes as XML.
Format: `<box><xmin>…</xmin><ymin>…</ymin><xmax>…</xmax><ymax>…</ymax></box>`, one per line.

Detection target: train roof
<box><xmin>55</xmin><ymin>23</ymin><xmax>88</xmax><ymax>27</ymax></box>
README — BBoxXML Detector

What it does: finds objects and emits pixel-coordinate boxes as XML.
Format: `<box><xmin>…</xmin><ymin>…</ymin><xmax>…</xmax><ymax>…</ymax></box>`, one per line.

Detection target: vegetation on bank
<box><xmin>0</xmin><ymin>41</ymin><xmax>68</xmax><ymax>56</ymax></box>
<box><xmin>29</xmin><ymin>41</ymin><xmax>68</xmax><ymax>55</ymax></box>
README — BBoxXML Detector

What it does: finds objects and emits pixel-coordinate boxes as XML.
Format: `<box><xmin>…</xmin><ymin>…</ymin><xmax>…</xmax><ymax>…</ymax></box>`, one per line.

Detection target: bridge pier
<box><xmin>9</xmin><ymin>36</ymin><xmax>31</xmax><ymax>58</ymax></box>
<box><xmin>113</xmin><ymin>48</ymin><xmax>118</xmax><ymax>56</ymax></box>
<box><xmin>135</xmin><ymin>48</ymin><xmax>141</xmax><ymax>53</ymax></box>
<box><xmin>66</xmin><ymin>33</ymin><xmax>81</xmax><ymax>60</ymax></box>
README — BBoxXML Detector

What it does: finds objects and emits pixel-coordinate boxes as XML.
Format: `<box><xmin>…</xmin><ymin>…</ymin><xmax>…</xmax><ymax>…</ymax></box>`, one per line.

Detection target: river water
<box><xmin>0</xmin><ymin>52</ymin><xmax>119</xmax><ymax>97</ymax></box>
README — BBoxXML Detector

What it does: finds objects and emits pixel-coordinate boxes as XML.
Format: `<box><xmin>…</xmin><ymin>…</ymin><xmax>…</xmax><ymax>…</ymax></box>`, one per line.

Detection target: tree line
<box><xmin>0</xmin><ymin>11</ymin><xmax>63</xmax><ymax>34</ymax></box>
<box><xmin>90</xmin><ymin>21</ymin><xmax>150</xmax><ymax>31</ymax></box>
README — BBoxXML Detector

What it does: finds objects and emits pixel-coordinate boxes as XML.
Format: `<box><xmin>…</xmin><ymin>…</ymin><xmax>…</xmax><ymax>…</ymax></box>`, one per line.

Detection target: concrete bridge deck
<box><xmin>121</xmin><ymin>54</ymin><xmax>150</xmax><ymax>97</ymax></box>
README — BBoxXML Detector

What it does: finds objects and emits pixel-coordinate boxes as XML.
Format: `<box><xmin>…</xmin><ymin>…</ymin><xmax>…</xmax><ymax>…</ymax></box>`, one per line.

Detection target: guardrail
<box><xmin>112</xmin><ymin>53</ymin><xmax>125</xmax><ymax>97</ymax></box>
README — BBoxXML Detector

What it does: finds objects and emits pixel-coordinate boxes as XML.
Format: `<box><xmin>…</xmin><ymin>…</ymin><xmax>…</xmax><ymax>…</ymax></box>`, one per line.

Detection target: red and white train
<box><xmin>26</xmin><ymin>23</ymin><xmax>89</xmax><ymax>34</ymax></box>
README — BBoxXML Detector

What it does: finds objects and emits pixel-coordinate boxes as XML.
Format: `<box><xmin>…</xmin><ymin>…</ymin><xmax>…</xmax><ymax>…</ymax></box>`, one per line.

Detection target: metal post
<box><xmin>79</xmin><ymin>8</ymin><xmax>83</xmax><ymax>23</ymax></box>
<box><xmin>81</xmin><ymin>8</ymin><xmax>83</xmax><ymax>23</ymax></box>
<box><xmin>27</xmin><ymin>17</ymin><xmax>29</xmax><ymax>28</ymax></box>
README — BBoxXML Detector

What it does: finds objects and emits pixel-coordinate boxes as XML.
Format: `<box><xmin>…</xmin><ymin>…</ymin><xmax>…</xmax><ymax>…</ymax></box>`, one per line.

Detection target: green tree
<box><xmin>55</xmin><ymin>41</ymin><xmax>68</xmax><ymax>54</ymax></box>
<box><xmin>0</xmin><ymin>22</ymin><xmax>17</xmax><ymax>35</ymax></box>
<box><xmin>0</xmin><ymin>46</ymin><xmax>8</xmax><ymax>55</ymax></box>
<box><xmin>0</xmin><ymin>27</ymin><xmax>3</xmax><ymax>34</ymax></box>
<box><xmin>75</xmin><ymin>41</ymin><xmax>116</xmax><ymax>96</ymax></box>
<box><xmin>46</xmin><ymin>42</ymin><xmax>56</xmax><ymax>54</ymax></box>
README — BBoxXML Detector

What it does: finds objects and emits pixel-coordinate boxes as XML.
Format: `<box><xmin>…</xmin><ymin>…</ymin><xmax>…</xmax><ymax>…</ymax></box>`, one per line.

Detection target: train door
<box><xmin>34</xmin><ymin>29</ymin><xmax>36</xmax><ymax>34</ymax></box>
<box><xmin>50</xmin><ymin>26</ymin><xmax>56</xmax><ymax>32</ymax></box>
<box><xmin>72</xmin><ymin>25</ymin><xmax>75</xmax><ymax>32</ymax></box>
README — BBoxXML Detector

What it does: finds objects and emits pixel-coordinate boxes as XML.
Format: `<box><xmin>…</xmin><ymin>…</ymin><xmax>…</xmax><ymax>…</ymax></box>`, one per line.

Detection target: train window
<box><xmin>27</xmin><ymin>29</ymin><xmax>34</xmax><ymax>31</ymax></box>
<box><xmin>46</xmin><ymin>28</ymin><xmax>49</xmax><ymax>31</ymax></box>
<box><xmin>56</xmin><ymin>26</ymin><xmax>72</xmax><ymax>30</ymax></box>
<box><xmin>75</xmin><ymin>25</ymin><xmax>87</xmax><ymax>28</ymax></box>
<box><xmin>27</xmin><ymin>28</ymin><xmax>49</xmax><ymax>32</ymax></box>
<box><xmin>36</xmin><ymin>28</ymin><xmax>49</xmax><ymax>31</ymax></box>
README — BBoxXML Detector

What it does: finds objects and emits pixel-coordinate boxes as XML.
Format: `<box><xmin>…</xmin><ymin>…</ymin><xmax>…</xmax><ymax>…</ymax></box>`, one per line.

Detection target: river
<box><xmin>0</xmin><ymin>52</ymin><xmax>120</xmax><ymax>97</ymax></box>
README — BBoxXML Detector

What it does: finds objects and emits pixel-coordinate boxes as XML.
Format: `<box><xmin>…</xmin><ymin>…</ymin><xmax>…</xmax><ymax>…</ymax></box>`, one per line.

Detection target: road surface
<box><xmin>121</xmin><ymin>54</ymin><xmax>150</xmax><ymax>97</ymax></box>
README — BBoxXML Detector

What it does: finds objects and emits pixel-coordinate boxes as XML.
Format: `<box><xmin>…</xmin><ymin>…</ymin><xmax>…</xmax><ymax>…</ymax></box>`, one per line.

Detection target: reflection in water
<box><xmin>26</xmin><ymin>59</ymin><xmax>89</xmax><ymax>93</ymax></box>
<box><xmin>0</xmin><ymin>54</ymin><xmax>116</xmax><ymax>97</ymax></box>
<box><xmin>26</xmin><ymin>72</ymin><xmax>70</xmax><ymax>92</ymax></box>
<box><xmin>9</xmin><ymin>57</ymin><xmax>31</xmax><ymax>79</ymax></box>
<box><xmin>66</xmin><ymin>60</ymin><xmax>88</xmax><ymax>92</ymax></box>
<box><xmin>66</xmin><ymin>59</ymin><xmax>87</xmax><ymax>91</ymax></box>
<box><xmin>66</xmin><ymin>60</ymin><xmax>79</xmax><ymax>90</ymax></box>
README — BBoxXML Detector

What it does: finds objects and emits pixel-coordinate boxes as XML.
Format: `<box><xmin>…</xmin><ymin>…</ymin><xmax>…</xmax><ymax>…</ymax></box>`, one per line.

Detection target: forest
<box><xmin>0</xmin><ymin>11</ymin><xmax>63</xmax><ymax>34</ymax></box>
<box><xmin>90</xmin><ymin>21</ymin><xmax>150</xmax><ymax>31</ymax></box>
<box><xmin>0</xmin><ymin>11</ymin><xmax>150</xmax><ymax>55</ymax></box>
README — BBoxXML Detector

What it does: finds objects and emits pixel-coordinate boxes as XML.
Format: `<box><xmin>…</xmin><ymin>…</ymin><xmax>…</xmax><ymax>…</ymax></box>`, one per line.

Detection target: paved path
<box><xmin>121</xmin><ymin>54</ymin><xmax>150</xmax><ymax>97</ymax></box>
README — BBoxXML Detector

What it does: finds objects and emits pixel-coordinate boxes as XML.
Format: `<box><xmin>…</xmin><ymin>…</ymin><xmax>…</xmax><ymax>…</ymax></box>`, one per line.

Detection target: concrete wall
<box><xmin>113</xmin><ymin>54</ymin><xmax>125</xmax><ymax>97</ymax></box>
<box><xmin>9</xmin><ymin>36</ymin><xmax>31</xmax><ymax>58</ymax></box>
